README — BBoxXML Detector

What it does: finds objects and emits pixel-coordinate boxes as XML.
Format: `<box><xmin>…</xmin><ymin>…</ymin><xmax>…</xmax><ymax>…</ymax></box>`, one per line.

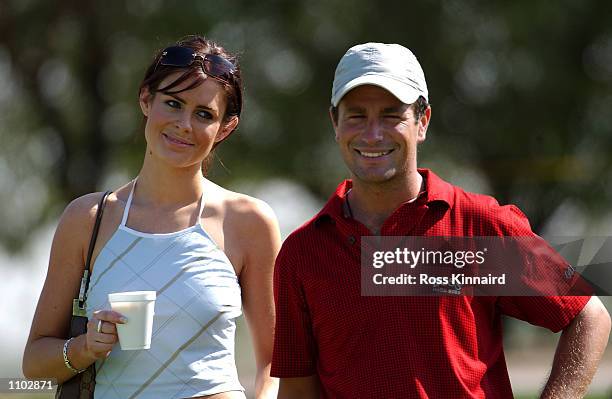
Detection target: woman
<box><xmin>23</xmin><ymin>35</ymin><xmax>279</xmax><ymax>399</ymax></box>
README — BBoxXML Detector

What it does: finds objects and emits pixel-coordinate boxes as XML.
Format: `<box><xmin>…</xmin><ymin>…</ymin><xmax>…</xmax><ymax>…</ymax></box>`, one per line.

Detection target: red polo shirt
<box><xmin>271</xmin><ymin>169</ymin><xmax>589</xmax><ymax>398</ymax></box>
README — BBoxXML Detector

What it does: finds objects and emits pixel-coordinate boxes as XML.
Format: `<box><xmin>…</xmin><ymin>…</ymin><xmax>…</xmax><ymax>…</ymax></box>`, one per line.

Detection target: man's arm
<box><xmin>541</xmin><ymin>296</ymin><xmax>611</xmax><ymax>399</ymax></box>
<box><xmin>278</xmin><ymin>376</ymin><xmax>320</xmax><ymax>399</ymax></box>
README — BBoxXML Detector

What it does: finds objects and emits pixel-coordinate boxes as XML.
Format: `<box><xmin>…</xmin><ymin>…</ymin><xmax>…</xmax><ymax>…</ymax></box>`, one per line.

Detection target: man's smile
<box><xmin>355</xmin><ymin>149</ymin><xmax>394</xmax><ymax>158</ymax></box>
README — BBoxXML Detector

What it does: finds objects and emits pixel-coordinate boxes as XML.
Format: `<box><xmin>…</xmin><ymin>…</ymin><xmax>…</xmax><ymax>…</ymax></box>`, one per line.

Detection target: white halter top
<box><xmin>87</xmin><ymin>180</ymin><xmax>244</xmax><ymax>398</ymax></box>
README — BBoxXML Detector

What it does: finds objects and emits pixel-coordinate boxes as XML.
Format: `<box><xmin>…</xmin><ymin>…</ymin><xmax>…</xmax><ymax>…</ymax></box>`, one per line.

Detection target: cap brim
<box><xmin>331</xmin><ymin>74</ymin><xmax>423</xmax><ymax>107</ymax></box>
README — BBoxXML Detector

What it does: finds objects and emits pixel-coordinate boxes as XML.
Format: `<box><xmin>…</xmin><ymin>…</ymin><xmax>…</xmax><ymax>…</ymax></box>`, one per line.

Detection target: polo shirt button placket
<box><xmin>348</xmin><ymin>236</ymin><xmax>356</xmax><ymax>245</ymax></box>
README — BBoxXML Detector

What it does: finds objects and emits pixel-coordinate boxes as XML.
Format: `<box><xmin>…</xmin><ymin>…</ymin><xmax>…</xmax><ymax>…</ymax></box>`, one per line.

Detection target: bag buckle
<box><xmin>72</xmin><ymin>271</ymin><xmax>89</xmax><ymax>317</ymax></box>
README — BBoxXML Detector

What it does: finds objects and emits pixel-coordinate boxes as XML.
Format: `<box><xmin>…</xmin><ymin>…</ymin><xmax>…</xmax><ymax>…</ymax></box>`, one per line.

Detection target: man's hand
<box><xmin>541</xmin><ymin>296</ymin><xmax>611</xmax><ymax>398</ymax></box>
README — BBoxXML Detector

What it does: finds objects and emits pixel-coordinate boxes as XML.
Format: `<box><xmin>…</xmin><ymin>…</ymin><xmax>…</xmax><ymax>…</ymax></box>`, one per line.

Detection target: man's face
<box><xmin>332</xmin><ymin>85</ymin><xmax>430</xmax><ymax>185</ymax></box>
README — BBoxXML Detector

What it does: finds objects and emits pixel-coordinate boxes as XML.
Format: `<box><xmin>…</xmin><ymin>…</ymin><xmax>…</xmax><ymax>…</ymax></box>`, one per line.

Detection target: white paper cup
<box><xmin>108</xmin><ymin>291</ymin><xmax>156</xmax><ymax>350</ymax></box>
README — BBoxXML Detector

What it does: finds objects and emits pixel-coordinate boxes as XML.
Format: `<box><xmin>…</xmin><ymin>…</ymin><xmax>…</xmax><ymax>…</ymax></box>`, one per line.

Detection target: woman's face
<box><xmin>139</xmin><ymin>71</ymin><xmax>238</xmax><ymax>170</ymax></box>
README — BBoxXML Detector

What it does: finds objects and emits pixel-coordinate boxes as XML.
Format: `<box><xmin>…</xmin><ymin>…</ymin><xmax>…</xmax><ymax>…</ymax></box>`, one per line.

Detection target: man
<box><xmin>271</xmin><ymin>43</ymin><xmax>611</xmax><ymax>398</ymax></box>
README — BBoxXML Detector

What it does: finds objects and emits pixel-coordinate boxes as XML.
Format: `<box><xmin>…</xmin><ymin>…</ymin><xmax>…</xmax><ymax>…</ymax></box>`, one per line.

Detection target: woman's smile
<box><xmin>162</xmin><ymin>132</ymin><xmax>195</xmax><ymax>147</ymax></box>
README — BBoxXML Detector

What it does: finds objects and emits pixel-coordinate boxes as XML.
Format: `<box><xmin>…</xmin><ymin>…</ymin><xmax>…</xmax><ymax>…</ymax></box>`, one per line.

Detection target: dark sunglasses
<box><xmin>156</xmin><ymin>46</ymin><xmax>236</xmax><ymax>83</ymax></box>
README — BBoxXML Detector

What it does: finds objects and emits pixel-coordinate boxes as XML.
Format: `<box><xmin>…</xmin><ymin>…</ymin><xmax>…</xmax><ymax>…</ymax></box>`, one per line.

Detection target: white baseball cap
<box><xmin>331</xmin><ymin>42</ymin><xmax>428</xmax><ymax>107</ymax></box>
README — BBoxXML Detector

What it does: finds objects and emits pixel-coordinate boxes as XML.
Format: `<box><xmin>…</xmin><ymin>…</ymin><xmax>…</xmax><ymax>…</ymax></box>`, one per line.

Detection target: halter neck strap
<box><xmin>120</xmin><ymin>177</ymin><xmax>206</xmax><ymax>228</ymax></box>
<box><xmin>120</xmin><ymin>179</ymin><xmax>136</xmax><ymax>227</ymax></box>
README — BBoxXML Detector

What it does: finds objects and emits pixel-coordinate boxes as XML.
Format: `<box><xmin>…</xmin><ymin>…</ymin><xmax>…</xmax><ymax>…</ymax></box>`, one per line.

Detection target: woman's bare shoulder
<box><xmin>57</xmin><ymin>183</ymin><xmax>132</xmax><ymax>242</ymax></box>
<box><xmin>60</xmin><ymin>193</ymin><xmax>108</xmax><ymax>233</ymax></box>
<box><xmin>204</xmin><ymin>179</ymin><xmax>277</xmax><ymax>228</ymax></box>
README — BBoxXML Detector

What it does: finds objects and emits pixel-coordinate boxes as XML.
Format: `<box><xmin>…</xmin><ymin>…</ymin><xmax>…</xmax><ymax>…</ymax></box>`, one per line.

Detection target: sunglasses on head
<box><xmin>156</xmin><ymin>46</ymin><xmax>236</xmax><ymax>83</ymax></box>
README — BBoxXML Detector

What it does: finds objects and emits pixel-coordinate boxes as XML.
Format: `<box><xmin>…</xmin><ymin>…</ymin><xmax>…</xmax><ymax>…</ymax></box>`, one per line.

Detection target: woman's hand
<box><xmin>83</xmin><ymin>310</ymin><xmax>126</xmax><ymax>360</ymax></box>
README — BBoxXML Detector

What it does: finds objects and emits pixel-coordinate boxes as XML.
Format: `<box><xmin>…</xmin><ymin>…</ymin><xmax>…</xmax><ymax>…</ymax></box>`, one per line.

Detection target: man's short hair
<box><xmin>330</xmin><ymin>95</ymin><xmax>429</xmax><ymax>124</ymax></box>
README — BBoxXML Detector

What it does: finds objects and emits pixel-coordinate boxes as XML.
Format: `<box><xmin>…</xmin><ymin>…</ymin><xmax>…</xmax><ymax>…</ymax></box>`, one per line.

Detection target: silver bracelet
<box><xmin>62</xmin><ymin>338</ymin><xmax>85</xmax><ymax>374</ymax></box>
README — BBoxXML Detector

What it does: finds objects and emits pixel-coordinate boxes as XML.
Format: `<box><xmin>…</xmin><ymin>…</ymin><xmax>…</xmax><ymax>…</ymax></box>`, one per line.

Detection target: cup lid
<box><xmin>108</xmin><ymin>290</ymin><xmax>156</xmax><ymax>302</ymax></box>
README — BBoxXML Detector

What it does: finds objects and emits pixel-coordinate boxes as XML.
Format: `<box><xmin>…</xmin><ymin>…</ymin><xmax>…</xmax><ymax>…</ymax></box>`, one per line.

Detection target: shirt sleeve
<box><xmin>271</xmin><ymin>236</ymin><xmax>317</xmax><ymax>377</ymax></box>
<box><xmin>494</xmin><ymin>205</ymin><xmax>591</xmax><ymax>332</ymax></box>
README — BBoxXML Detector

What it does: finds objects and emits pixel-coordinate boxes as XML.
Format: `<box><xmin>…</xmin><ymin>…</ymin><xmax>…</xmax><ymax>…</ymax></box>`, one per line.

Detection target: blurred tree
<box><xmin>1</xmin><ymin>0</ymin><xmax>611</xmax><ymax>252</ymax></box>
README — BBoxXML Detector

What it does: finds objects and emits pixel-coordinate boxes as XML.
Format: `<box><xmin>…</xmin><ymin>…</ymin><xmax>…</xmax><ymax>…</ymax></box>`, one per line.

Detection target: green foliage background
<box><xmin>1</xmin><ymin>2</ymin><xmax>611</xmax><ymax>395</ymax></box>
<box><xmin>1</xmin><ymin>0</ymin><xmax>612</xmax><ymax>251</ymax></box>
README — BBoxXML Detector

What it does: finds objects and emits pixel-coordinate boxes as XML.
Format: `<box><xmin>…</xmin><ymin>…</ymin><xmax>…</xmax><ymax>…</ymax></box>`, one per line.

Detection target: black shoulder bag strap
<box><xmin>72</xmin><ymin>190</ymin><xmax>112</xmax><ymax>320</ymax></box>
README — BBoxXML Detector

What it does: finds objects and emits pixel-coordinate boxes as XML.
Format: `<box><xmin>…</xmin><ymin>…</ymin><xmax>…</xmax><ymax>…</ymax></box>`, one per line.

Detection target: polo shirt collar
<box><xmin>419</xmin><ymin>168</ymin><xmax>455</xmax><ymax>208</ymax></box>
<box><xmin>314</xmin><ymin>168</ymin><xmax>454</xmax><ymax>225</ymax></box>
